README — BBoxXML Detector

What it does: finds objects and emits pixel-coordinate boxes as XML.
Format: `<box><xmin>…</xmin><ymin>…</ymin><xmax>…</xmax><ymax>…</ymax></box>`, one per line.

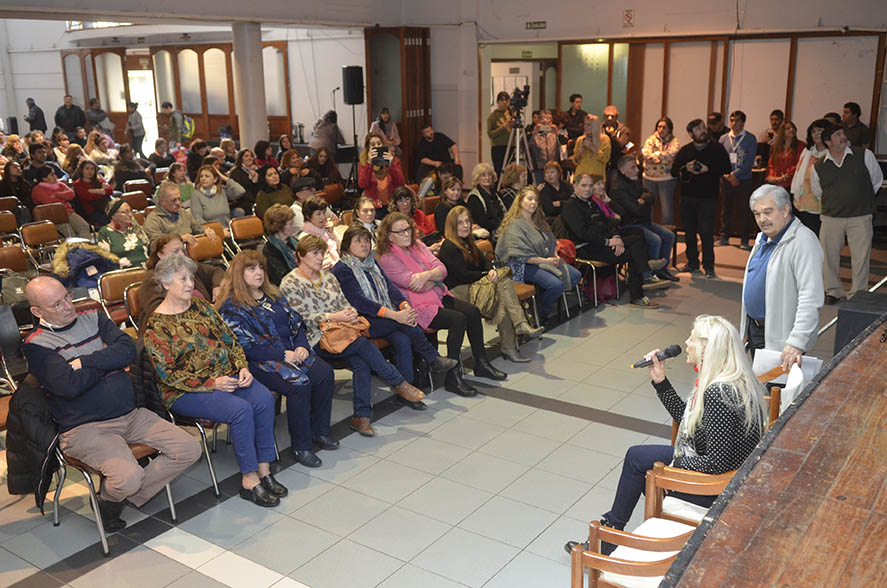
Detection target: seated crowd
<box><xmin>3</xmin><ymin>94</ymin><xmax>877</xmax><ymax>559</ymax></box>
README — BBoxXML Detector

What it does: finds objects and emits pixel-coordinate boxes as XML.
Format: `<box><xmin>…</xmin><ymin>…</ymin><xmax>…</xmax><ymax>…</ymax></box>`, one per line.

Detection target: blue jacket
<box><xmin>218</xmin><ymin>296</ymin><xmax>315</xmax><ymax>386</ymax></box>
<box><xmin>331</xmin><ymin>260</ymin><xmax>408</xmax><ymax>318</ymax></box>
<box><xmin>719</xmin><ymin>131</ymin><xmax>757</xmax><ymax>181</ymax></box>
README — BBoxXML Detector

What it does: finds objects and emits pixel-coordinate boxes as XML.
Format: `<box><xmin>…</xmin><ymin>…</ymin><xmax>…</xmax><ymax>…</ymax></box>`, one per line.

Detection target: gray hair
<box><xmin>572</xmin><ymin>173</ymin><xmax>594</xmax><ymax>187</ymax></box>
<box><xmin>154</xmin><ymin>253</ymin><xmax>197</xmax><ymax>292</ymax></box>
<box><xmin>156</xmin><ymin>181</ymin><xmax>180</xmax><ymax>203</ymax></box>
<box><xmin>749</xmin><ymin>184</ymin><xmax>791</xmax><ymax>211</ymax></box>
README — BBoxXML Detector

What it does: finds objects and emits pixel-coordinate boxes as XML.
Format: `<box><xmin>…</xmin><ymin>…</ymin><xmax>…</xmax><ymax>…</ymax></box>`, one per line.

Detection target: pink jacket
<box><xmin>32</xmin><ymin>181</ymin><xmax>76</xmax><ymax>213</ymax></box>
<box><xmin>377</xmin><ymin>241</ymin><xmax>449</xmax><ymax>329</ymax></box>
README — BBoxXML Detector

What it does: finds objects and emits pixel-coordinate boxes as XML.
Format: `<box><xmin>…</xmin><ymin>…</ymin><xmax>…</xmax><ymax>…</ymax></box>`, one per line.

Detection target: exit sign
<box><xmin>521</xmin><ymin>50</ymin><xmax>533</xmax><ymax>58</ymax></box>
<box><xmin>525</xmin><ymin>21</ymin><xmax>546</xmax><ymax>30</ymax></box>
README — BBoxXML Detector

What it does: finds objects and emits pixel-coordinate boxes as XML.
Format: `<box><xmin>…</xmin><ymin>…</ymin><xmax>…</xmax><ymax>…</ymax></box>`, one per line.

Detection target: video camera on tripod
<box><xmin>508</xmin><ymin>84</ymin><xmax>530</xmax><ymax>125</ymax></box>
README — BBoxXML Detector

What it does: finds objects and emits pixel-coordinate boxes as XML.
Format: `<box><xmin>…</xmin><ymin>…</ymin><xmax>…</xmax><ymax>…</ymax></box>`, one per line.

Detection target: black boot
<box><xmin>97</xmin><ymin>498</ymin><xmax>127</xmax><ymax>532</ymax></box>
<box><xmin>473</xmin><ymin>356</ymin><xmax>506</xmax><ymax>381</ymax></box>
<box><xmin>445</xmin><ymin>368</ymin><xmax>477</xmax><ymax>397</ymax></box>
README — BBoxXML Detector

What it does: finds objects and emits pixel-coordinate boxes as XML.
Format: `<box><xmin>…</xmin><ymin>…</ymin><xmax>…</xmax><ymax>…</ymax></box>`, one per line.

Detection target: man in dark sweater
<box><xmin>24</xmin><ymin>98</ymin><xmax>47</xmax><ymax>132</ymax></box>
<box><xmin>23</xmin><ymin>142</ymin><xmax>67</xmax><ymax>184</ymax></box>
<box><xmin>560</xmin><ymin>174</ymin><xmax>660</xmax><ymax>308</ymax></box>
<box><xmin>810</xmin><ymin>125</ymin><xmax>883</xmax><ymax>303</ymax></box>
<box><xmin>54</xmin><ymin>95</ymin><xmax>87</xmax><ymax>141</ymax></box>
<box><xmin>564</xmin><ymin>93</ymin><xmax>587</xmax><ymax>143</ymax></box>
<box><xmin>415</xmin><ymin>123</ymin><xmax>462</xmax><ymax>182</ymax></box>
<box><xmin>671</xmin><ymin>119</ymin><xmax>732</xmax><ymax>278</ymax></box>
<box><xmin>23</xmin><ymin>277</ymin><xmax>200</xmax><ymax>532</ymax></box>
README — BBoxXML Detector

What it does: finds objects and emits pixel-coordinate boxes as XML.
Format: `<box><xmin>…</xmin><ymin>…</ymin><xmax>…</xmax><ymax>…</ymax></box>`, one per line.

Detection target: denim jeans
<box><xmin>171</xmin><ymin>380</ymin><xmax>277</xmax><ymax>474</ymax></box>
<box><xmin>368</xmin><ymin>316</ymin><xmax>439</xmax><ymax>384</ymax></box>
<box><xmin>643</xmin><ymin>178</ymin><xmax>677</xmax><ymax>225</ymax></box>
<box><xmin>252</xmin><ymin>358</ymin><xmax>334</xmax><ymax>451</ymax></box>
<box><xmin>315</xmin><ymin>337</ymin><xmax>405</xmax><ymax>418</ymax></box>
<box><xmin>522</xmin><ymin>263</ymin><xmax>582</xmax><ymax>315</ymax></box>
<box><xmin>603</xmin><ymin>444</ymin><xmax>716</xmax><ymax>527</ymax></box>
<box><xmin>624</xmin><ymin>223</ymin><xmax>676</xmax><ymax>263</ymax></box>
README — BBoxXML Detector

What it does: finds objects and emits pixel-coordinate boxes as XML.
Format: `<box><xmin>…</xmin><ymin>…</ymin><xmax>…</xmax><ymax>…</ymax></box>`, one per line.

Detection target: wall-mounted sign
<box><xmin>623</xmin><ymin>9</ymin><xmax>635</xmax><ymax>28</ymax></box>
<box><xmin>525</xmin><ymin>21</ymin><xmax>547</xmax><ymax>30</ymax></box>
<box><xmin>521</xmin><ymin>50</ymin><xmax>533</xmax><ymax>59</ymax></box>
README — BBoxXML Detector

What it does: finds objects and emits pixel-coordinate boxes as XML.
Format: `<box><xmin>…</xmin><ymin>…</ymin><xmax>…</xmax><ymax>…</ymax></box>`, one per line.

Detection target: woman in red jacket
<box><xmin>31</xmin><ymin>167</ymin><xmax>91</xmax><ymax>238</ymax></box>
<box><xmin>358</xmin><ymin>132</ymin><xmax>404</xmax><ymax>214</ymax></box>
<box><xmin>765</xmin><ymin>121</ymin><xmax>805</xmax><ymax>190</ymax></box>
<box><xmin>73</xmin><ymin>159</ymin><xmax>114</xmax><ymax>225</ymax></box>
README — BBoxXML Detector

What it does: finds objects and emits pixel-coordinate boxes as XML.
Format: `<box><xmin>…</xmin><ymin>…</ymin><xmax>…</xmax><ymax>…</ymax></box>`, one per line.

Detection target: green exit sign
<box><xmin>525</xmin><ymin>21</ymin><xmax>546</xmax><ymax>30</ymax></box>
<box><xmin>521</xmin><ymin>50</ymin><xmax>533</xmax><ymax>58</ymax></box>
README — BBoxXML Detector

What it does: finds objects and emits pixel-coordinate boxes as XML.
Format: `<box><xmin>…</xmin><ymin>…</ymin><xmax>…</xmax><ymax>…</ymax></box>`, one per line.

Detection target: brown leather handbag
<box><xmin>318</xmin><ymin>316</ymin><xmax>371</xmax><ymax>354</ymax></box>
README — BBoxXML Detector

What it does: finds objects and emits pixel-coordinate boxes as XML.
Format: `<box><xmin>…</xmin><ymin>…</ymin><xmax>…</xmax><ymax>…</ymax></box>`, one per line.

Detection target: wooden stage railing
<box><xmin>661</xmin><ymin>312</ymin><xmax>887</xmax><ymax>587</ymax></box>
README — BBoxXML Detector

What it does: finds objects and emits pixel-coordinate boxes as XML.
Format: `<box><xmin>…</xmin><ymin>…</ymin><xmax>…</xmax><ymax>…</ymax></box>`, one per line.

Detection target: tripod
<box><xmin>497</xmin><ymin>118</ymin><xmax>535</xmax><ymax>190</ymax></box>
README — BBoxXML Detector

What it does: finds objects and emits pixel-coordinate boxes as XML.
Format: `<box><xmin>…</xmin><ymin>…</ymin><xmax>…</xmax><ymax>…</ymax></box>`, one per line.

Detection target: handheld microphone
<box><xmin>630</xmin><ymin>344</ymin><xmax>682</xmax><ymax>369</ymax></box>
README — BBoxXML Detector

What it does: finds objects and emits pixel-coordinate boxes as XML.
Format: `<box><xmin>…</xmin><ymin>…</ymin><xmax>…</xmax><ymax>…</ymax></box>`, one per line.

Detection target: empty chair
<box><xmin>121</xmin><ymin>191</ymin><xmax>150</xmax><ymax>211</ymax></box>
<box><xmin>123</xmin><ymin>179</ymin><xmax>152</xmax><ymax>197</ymax></box>
<box><xmin>229</xmin><ymin>215</ymin><xmax>267</xmax><ymax>253</ymax></box>
<box><xmin>421</xmin><ymin>195</ymin><xmax>440</xmax><ymax>215</ymax></box>
<box><xmin>98</xmin><ymin>268</ymin><xmax>149</xmax><ymax>325</ymax></box>
<box><xmin>0</xmin><ymin>244</ymin><xmax>29</xmax><ymax>273</ymax></box>
<box><xmin>0</xmin><ymin>196</ymin><xmax>20</xmax><ymax>212</ymax></box>
<box><xmin>19</xmin><ymin>220</ymin><xmax>63</xmax><ymax>269</ymax></box>
<box><xmin>0</xmin><ymin>211</ymin><xmax>21</xmax><ymax>243</ymax></box>
<box><xmin>153</xmin><ymin>167</ymin><xmax>169</xmax><ymax>185</ymax></box>
<box><xmin>32</xmin><ymin>202</ymin><xmax>71</xmax><ymax>233</ymax></box>
<box><xmin>186</xmin><ymin>234</ymin><xmax>228</xmax><ymax>267</ymax></box>
<box><xmin>320</xmin><ymin>183</ymin><xmax>344</xmax><ymax>207</ymax></box>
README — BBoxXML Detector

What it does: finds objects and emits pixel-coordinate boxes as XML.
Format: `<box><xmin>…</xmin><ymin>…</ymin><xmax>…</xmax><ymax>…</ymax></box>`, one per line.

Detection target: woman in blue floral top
<box><xmin>217</xmin><ymin>250</ymin><xmax>336</xmax><ymax>469</ymax></box>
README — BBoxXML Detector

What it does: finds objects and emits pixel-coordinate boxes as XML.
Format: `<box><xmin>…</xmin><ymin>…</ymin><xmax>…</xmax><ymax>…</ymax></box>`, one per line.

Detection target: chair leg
<box><xmin>193</xmin><ymin>421</ymin><xmax>221</xmax><ymax>498</ymax></box>
<box><xmin>562</xmin><ymin>292</ymin><xmax>570</xmax><ymax>319</ymax></box>
<box><xmin>164</xmin><ymin>483</ymin><xmax>177</xmax><ymax>522</ymax></box>
<box><xmin>530</xmin><ymin>295</ymin><xmax>540</xmax><ymax>327</ymax></box>
<box><xmin>79</xmin><ymin>467</ymin><xmax>109</xmax><ymax>556</ymax></box>
<box><xmin>211</xmin><ymin>424</ymin><xmax>217</xmax><ymax>453</ymax></box>
<box><xmin>226</xmin><ymin>426</ymin><xmax>231</xmax><ymax>445</ymax></box>
<box><xmin>52</xmin><ymin>465</ymin><xmax>66</xmax><ymax>527</ymax></box>
<box><xmin>575</xmin><ymin>283</ymin><xmax>583</xmax><ymax>310</ymax></box>
<box><xmin>273</xmin><ymin>437</ymin><xmax>280</xmax><ymax>462</ymax></box>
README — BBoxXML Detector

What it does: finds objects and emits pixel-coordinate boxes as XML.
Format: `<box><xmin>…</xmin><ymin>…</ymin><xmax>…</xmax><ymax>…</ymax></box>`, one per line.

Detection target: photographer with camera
<box><xmin>529</xmin><ymin>109</ymin><xmax>560</xmax><ymax>184</ymax></box>
<box><xmin>671</xmin><ymin>119</ymin><xmax>733</xmax><ymax>278</ymax></box>
<box><xmin>359</xmin><ymin>132</ymin><xmax>404</xmax><ymax>214</ymax></box>
<box><xmin>487</xmin><ymin>91</ymin><xmax>513</xmax><ymax>178</ymax></box>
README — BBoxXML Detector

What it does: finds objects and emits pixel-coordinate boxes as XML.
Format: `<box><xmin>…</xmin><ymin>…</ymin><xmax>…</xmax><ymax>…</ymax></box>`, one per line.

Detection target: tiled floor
<box><xmin>0</xmin><ymin>243</ymin><xmax>842</xmax><ymax>588</ymax></box>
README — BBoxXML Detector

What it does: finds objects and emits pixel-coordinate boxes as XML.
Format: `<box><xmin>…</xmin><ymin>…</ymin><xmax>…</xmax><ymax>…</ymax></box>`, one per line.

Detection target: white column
<box><xmin>231</xmin><ymin>22</ymin><xmax>267</xmax><ymax>151</ymax></box>
<box><xmin>0</xmin><ymin>21</ymin><xmax>18</xmax><ymax>126</ymax></box>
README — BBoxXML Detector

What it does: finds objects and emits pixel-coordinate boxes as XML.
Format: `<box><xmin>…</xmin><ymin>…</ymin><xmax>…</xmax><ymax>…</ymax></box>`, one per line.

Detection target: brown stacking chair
<box><xmin>153</xmin><ymin>167</ymin><xmax>169</xmax><ymax>185</ymax></box>
<box><xmin>131</xmin><ymin>210</ymin><xmax>145</xmax><ymax>225</ymax></box>
<box><xmin>321</xmin><ymin>183</ymin><xmax>344</xmax><ymax>206</ymax></box>
<box><xmin>186</xmin><ymin>234</ymin><xmax>228</xmax><ymax>267</ymax></box>
<box><xmin>123</xmin><ymin>179</ymin><xmax>152</xmax><ymax>197</ymax></box>
<box><xmin>98</xmin><ymin>268</ymin><xmax>148</xmax><ymax>325</ymax></box>
<box><xmin>0</xmin><ymin>244</ymin><xmax>29</xmax><ymax>273</ymax></box>
<box><xmin>121</xmin><ymin>191</ymin><xmax>150</xmax><ymax>211</ymax></box>
<box><xmin>421</xmin><ymin>195</ymin><xmax>440</xmax><ymax>215</ymax></box>
<box><xmin>341</xmin><ymin>210</ymin><xmax>354</xmax><ymax>225</ymax></box>
<box><xmin>53</xmin><ymin>444</ymin><xmax>178</xmax><ymax>556</ymax></box>
<box><xmin>229</xmin><ymin>215</ymin><xmax>266</xmax><ymax>253</ymax></box>
<box><xmin>19</xmin><ymin>220</ymin><xmax>63</xmax><ymax>270</ymax></box>
<box><xmin>0</xmin><ymin>196</ymin><xmax>20</xmax><ymax>212</ymax></box>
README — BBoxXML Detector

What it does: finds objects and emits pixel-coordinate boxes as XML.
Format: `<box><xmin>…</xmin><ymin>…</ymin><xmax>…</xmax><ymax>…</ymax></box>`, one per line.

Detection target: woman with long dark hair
<box><xmin>73</xmin><ymin>159</ymin><xmax>113</xmax><ymax>225</ymax></box>
<box><xmin>790</xmin><ymin>119</ymin><xmax>830</xmax><ymax>235</ymax></box>
<box><xmin>254</xmin><ymin>140</ymin><xmax>279</xmax><ymax>168</ymax></box>
<box><xmin>439</xmin><ymin>206</ymin><xmax>543</xmax><ymax>362</ymax></box>
<box><xmin>229</xmin><ymin>148</ymin><xmax>260</xmax><ymax>214</ymax></box>
<box><xmin>765</xmin><ymin>121</ymin><xmax>805</xmax><ymax>190</ymax></box>
<box><xmin>368</xmin><ymin>107</ymin><xmax>401</xmax><ymax>152</ymax></box>
<box><xmin>302</xmin><ymin>147</ymin><xmax>343</xmax><ymax>187</ymax></box>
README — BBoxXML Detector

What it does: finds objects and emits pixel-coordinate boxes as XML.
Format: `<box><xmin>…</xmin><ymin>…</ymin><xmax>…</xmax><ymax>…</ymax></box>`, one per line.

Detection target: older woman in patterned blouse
<box><xmin>279</xmin><ymin>234</ymin><xmax>425</xmax><ymax>438</ymax></box>
<box><xmin>143</xmin><ymin>254</ymin><xmax>287</xmax><ymax>508</ymax></box>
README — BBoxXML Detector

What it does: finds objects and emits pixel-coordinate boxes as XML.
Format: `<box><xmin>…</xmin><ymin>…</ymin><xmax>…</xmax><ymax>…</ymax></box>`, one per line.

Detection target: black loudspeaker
<box><xmin>342</xmin><ymin>66</ymin><xmax>364</xmax><ymax>105</ymax></box>
<box><xmin>834</xmin><ymin>291</ymin><xmax>887</xmax><ymax>354</ymax></box>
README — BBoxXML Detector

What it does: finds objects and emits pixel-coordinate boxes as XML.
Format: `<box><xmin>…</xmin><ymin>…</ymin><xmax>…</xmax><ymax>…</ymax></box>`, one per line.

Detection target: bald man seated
<box><xmin>23</xmin><ymin>276</ymin><xmax>200</xmax><ymax>532</ymax></box>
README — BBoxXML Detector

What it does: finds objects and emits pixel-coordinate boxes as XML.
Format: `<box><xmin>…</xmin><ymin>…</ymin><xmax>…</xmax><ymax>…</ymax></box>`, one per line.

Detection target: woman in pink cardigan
<box><xmin>375</xmin><ymin>212</ymin><xmax>506</xmax><ymax>396</ymax></box>
<box><xmin>31</xmin><ymin>167</ymin><xmax>91</xmax><ymax>238</ymax></box>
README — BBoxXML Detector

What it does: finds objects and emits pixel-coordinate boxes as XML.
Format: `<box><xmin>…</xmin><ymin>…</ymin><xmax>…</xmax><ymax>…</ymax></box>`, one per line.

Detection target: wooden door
<box><xmin>365</xmin><ymin>26</ymin><xmax>431</xmax><ymax>181</ymax></box>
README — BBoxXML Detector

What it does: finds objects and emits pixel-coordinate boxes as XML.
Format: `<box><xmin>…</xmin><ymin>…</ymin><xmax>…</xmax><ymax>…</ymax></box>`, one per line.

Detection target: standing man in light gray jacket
<box><xmin>740</xmin><ymin>184</ymin><xmax>824</xmax><ymax>370</ymax></box>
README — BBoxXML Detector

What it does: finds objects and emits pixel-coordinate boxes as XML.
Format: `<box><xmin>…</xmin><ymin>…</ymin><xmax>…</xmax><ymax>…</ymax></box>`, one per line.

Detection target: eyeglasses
<box><xmin>391</xmin><ymin>227</ymin><xmax>412</xmax><ymax>236</ymax></box>
<box><xmin>47</xmin><ymin>292</ymin><xmax>73</xmax><ymax>312</ymax></box>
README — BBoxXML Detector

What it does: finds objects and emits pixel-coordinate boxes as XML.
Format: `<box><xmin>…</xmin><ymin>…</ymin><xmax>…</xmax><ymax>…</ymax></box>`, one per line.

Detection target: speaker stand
<box><xmin>345</xmin><ymin>104</ymin><xmax>360</xmax><ymax>200</ymax></box>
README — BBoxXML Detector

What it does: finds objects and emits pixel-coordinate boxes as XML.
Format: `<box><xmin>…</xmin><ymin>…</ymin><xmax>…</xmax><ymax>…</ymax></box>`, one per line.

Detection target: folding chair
<box><xmin>229</xmin><ymin>215</ymin><xmax>267</xmax><ymax>253</ymax></box>
<box><xmin>321</xmin><ymin>183</ymin><xmax>344</xmax><ymax>207</ymax></box>
<box><xmin>575</xmin><ymin>258</ymin><xmax>620</xmax><ymax>307</ymax></box>
<box><xmin>0</xmin><ymin>243</ymin><xmax>29</xmax><ymax>273</ymax></box>
<box><xmin>124</xmin><ymin>282</ymin><xmax>141</xmax><ymax>329</ymax></box>
<box><xmin>0</xmin><ymin>211</ymin><xmax>20</xmax><ymax>244</ymax></box>
<box><xmin>341</xmin><ymin>210</ymin><xmax>354</xmax><ymax>225</ymax></box>
<box><xmin>421</xmin><ymin>195</ymin><xmax>440</xmax><ymax>215</ymax></box>
<box><xmin>32</xmin><ymin>203</ymin><xmax>75</xmax><ymax>239</ymax></box>
<box><xmin>53</xmin><ymin>444</ymin><xmax>177</xmax><ymax>556</ymax></box>
<box><xmin>153</xmin><ymin>168</ymin><xmax>169</xmax><ymax>185</ymax></box>
<box><xmin>98</xmin><ymin>268</ymin><xmax>148</xmax><ymax>325</ymax></box>
<box><xmin>131</xmin><ymin>210</ymin><xmax>145</xmax><ymax>225</ymax></box>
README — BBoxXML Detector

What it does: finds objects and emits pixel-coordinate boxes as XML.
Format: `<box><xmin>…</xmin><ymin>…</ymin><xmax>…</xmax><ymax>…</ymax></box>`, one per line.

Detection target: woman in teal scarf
<box><xmin>262</xmin><ymin>203</ymin><xmax>300</xmax><ymax>285</ymax></box>
<box><xmin>331</xmin><ymin>224</ymin><xmax>457</xmax><ymax>400</ymax></box>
